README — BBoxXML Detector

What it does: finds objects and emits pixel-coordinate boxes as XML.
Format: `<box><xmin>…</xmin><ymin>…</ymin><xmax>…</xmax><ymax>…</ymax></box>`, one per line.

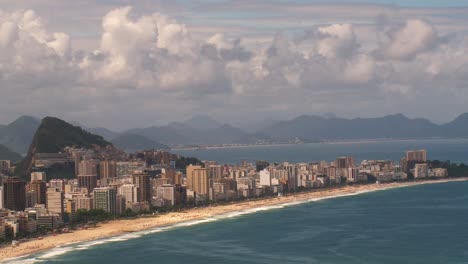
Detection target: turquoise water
<box><xmin>11</xmin><ymin>181</ymin><xmax>468</xmax><ymax>263</ymax></box>
<box><xmin>173</xmin><ymin>139</ymin><xmax>468</xmax><ymax>165</ymax></box>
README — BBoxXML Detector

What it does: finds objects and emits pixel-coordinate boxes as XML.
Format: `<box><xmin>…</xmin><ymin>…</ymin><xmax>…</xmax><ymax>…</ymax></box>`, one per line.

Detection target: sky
<box><xmin>1</xmin><ymin>0</ymin><xmax>468</xmax><ymax>130</ymax></box>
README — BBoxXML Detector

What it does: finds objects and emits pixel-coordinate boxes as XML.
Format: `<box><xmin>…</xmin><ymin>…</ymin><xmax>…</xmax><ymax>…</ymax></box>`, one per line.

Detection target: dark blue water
<box><xmin>14</xmin><ymin>181</ymin><xmax>468</xmax><ymax>263</ymax></box>
<box><xmin>173</xmin><ymin>139</ymin><xmax>468</xmax><ymax>165</ymax></box>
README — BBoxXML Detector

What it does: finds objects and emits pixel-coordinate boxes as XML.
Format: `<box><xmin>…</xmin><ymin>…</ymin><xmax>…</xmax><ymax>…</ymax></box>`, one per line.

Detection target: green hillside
<box><xmin>17</xmin><ymin>117</ymin><xmax>112</xmax><ymax>179</ymax></box>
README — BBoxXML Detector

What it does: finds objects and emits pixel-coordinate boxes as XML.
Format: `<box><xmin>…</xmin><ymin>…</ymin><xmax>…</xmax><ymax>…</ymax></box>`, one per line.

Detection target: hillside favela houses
<box><xmin>0</xmin><ymin>143</ymin><xmax>452</xmax><ymax>243</ymax></box>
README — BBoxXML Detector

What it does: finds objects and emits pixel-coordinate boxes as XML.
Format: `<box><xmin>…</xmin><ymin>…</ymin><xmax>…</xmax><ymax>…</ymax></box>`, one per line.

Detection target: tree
<box><xmin>75</xmin><ymin>209</ymin><xmax>114</xmax><ymax>223</ymax></box>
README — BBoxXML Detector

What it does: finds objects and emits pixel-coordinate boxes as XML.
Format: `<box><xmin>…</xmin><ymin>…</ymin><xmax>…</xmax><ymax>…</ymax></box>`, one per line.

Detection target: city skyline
<box><xmin>1</xmin><ymin>0</ymin><xmax>468</xmax><ymax>129</ymax></box>
<box><xmin>0</xmin><ymin>111</ymin><xmax>467</xmax><ymax>261</ymax></box>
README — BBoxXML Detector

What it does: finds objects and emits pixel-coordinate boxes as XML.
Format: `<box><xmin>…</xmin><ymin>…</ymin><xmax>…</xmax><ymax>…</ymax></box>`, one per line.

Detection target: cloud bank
<box><xmin>0</xmin><ymin>4</ymin><xmax>468</xmax><ymax>129</ymax></box>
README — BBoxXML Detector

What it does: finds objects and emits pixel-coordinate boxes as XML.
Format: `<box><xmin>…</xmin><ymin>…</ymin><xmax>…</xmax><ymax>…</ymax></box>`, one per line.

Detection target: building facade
<box><xmin>93</xmin><ymin>187</ymin><xmax>117</xmax><ymax>215</ymax></box>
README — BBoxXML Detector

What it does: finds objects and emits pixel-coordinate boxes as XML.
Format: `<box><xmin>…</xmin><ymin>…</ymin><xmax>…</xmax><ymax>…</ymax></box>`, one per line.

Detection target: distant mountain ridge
<box><xmin>111</xmin><ymin>134</ymin><xmax>169</xmax><ymax>152</ymax></box>
<box><xmin>440</xmin><ymin>113</ymin><xmax>468</xmax><ymax>137</ymax></box>
<box><xmin>0</xmin><ymin>144</ymin><xmax>22</xmax><ymax>161</ymax></box>
<box><xmin>85</xmin><ymin>127</ymin><xmax>120</xmax><ymax>141</ymax></box>
<box><xmin>259</xmin><ymin>113</ymin><xmax>468</xmax><ymax>142</ymax></box>
<box><xmin>3</xmin><ymin>113</ymin><xmax>468</xmax><ymax>151</ymax></box>
<box><xmin>126</xmin><ymin>121</ymin><xmax>264</xmax><ymax>147</ymax></box>
<box><xmin>0</xmin><ymin>116</ymin><xmax>40</xmax><ymax>154</ymax></box>
<box><xmin>184</xmin><ymin>115</ymin><xmax>222</xmax><ymax>131</ymax></box>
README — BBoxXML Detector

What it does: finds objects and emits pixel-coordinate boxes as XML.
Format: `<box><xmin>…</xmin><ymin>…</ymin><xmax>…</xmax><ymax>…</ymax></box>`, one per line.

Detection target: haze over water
<box><xmin>173</xmin><ymin>139</ymin><xmax>468</xmax><ymax>165</ymax></box>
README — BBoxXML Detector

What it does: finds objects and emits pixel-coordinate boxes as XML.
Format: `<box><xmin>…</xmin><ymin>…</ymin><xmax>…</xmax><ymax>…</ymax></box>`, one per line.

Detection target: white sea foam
<box><xmin>6</xmin><ymin>186</ymin><xmax>401</xmax><ymax>263</ymax></box>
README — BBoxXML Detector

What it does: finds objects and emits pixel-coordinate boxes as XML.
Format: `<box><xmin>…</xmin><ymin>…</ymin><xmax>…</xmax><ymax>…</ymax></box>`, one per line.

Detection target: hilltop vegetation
<box><xmin>31</xmin><ymin>117</ymin><xmax>110</xmax><ymax>153</ymax></box>
<box><xmin>16</xmin><ymin>117</ymin><xmax>112</xmax><ymax>179</ymax></box>
<box><xmin>428</xmin><ymin>160</ymin><xmax>468</xmax><ymax>178</ymax></box>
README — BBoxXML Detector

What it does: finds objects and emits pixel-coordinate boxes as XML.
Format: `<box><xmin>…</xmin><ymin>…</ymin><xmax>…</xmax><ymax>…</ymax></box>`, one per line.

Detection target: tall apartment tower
<box><xmin>47</xmin><ymin>187</ymin><xmax>64</xmax><ymax>215</ymax></box>
<box><xmin>78</xmin><ymin>175</ymin><xmax>97</xmax><ymax>193</ymax></box>
<box><xmin>404</xmin><ymin>150</ymin><xmax>427</xmax><ymax>173</ymax></box>
<box><xmin>406</xmin><ymin>150</ymin><xmax>427</xmax><ymax>162</ymax></box>
<box><xmin>3</xmin><ymin>177</ymin><xmax>26</xmax><ymax>211</ymax></box>
<box><xmin>93</xmin><ymin>187</ymin><xmax>117</xmax><ymax>215</ymax></box>
<box><xmin>30</xmin><ymin>180</ymin><xmax>47</xmax><ymax>205</ymax></box>
<box><xmin>336</xmin><ymin>156</ymin><xmax>355</xmax><ymax>169</ymax></box>
<box><xmin>73</xmin><ymin>152</ymin><xmax>83</xmax><ymax>176</ymax></box>
<box><xmin>192</xmin><ymin>169</ymin><xmax>210</xmax><ymax>196</ymax></box>
<box><xmin>156</xmin><ymin>185</ymin><xmax>176</xmax><ymax>206</ymax></box>
<box><xmin>78</xmin><ymin>159</ymin><xmax>98</xmax><ymax>193</ymax></box>
<box><xmin>0</xmin><ymin>160</ymin><xmax>11</xmax><ymax>174</ymax></box>
<box><xmin>49</xmin><ymin>179</ymin><xmax>65</xmax><ymax>192</ymax></box>
<box><xmin>132</xmin><ymin>173</ymin><xmax>151</xmax><ymax>203</ymax></box>
<box><xmin>118</xmin><ymin>184</ymin><xmax>138</xmax><ymax>204</ymax></box>
<box><xmin>162</xmin><ymin>170</ymin><xmax>183</xmax><ymax>185</ymax></box>
<box><xmin>208</xmin><ymin>165</ymin><xmax>223</xmax><ymax>180</ymax></box>
<box><xmin>66</xmin><ymin>199</ymin><xmax>77</xmax><ymax>221</ymax></box>
<box><xmin>78</xmin><ymin>160</ymin><xmax>98</xmax><ymax>176</ymax></box>
<box><xmin>100</xmin><ymin>161</ymin><xmax>117</xmax><ymax>179</ymax></box>
<box><xmin>0</xmin><ymin>186</ymin><xmax>4</xmax><ymax>209</ymax></box>
<box><xmin>186</xmin><ymin>165</ymin><xmax>202</xmax><ymax>190</ymax></box>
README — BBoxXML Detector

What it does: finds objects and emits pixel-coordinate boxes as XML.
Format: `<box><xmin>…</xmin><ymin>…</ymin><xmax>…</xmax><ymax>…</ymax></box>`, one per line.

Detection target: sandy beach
<box><xmin>2</xmin><ymin>177</ymin><xmax>467</xmax><ymax>261</ymax></box>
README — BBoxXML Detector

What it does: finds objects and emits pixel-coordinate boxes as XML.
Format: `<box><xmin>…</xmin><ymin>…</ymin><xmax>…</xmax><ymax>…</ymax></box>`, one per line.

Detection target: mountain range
<box><xmin>1</xmin><ymin>113</ymin><xmax>468</xmax><ymax>159</ymax></box>
<box><xmin>110</xmin><ymin>134</ymin><xmax>170</xmax><ymax>152</ymax></box>
<box><xmin>0</xmin><ymin>116</ymin><xmax>40</xmax><ymax>154</ymax></box>
<box><xmin>261</xmin><ymin>113</ymin><xmax>468</xmax><ymax>141</ymax></box>
<box><xmin>121</xmin><ymin>114</ymin><xmax>468</xmax><ymax>145</ymax></box>
<box><xmin>0</xmin><ymin>144</ymin><xmax>22</xmax><ymax>161</ymax></box>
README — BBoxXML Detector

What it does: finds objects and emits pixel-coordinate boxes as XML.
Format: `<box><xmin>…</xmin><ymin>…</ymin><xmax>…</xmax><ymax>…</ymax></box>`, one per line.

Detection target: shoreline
<box><xmin>3</xmin><ymin>177</ymin><xmax>468</xmax><ymax>261</ymax></box>
<box><xmin>170</xmin><ymin>142</ymin><xmax>299</xmax><ymax>151</ymax></box>
<box><xmin>171</xmin><ymin>138</ymin><xmax>468</xmax><ymax>151</ymax></box>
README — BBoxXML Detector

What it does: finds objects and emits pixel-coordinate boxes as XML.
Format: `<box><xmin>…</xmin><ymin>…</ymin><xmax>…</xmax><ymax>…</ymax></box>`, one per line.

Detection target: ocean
<box><xmin>11</xmin><ymin>181</ymin><xmax>468</xmax><ymax>263</ymax></box>
<box><xmin>8</xmin><ymin>139</ymin><xmax>468</xmax><ymax>263</ymax></box>
<box><xmin>7</xmin><ymin>182</ymin><xmax>468</xmax><ymax>264</ymax></box>
<box><xmin>173</xmin><ymin>139</ymin><xmax>468</xmax><ymax>165</ymax></box>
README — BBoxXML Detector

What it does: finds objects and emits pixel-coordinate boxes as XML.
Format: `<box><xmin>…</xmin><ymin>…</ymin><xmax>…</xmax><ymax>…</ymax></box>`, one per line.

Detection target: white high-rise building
<box><xmin>414</xmin><ymin>164</ymin><xmax>428</xmax><ymax>178</ymax></box>
<box><xmin>156</xmin><ymin>185</ymin><xmax>176</xmax><ymax>206</ymax></box>
<box><xmin>259</xmin><ymin>169</ymin><xmax>271</xmax><ymax>186</ymax></box>
<box><xmin>47</xmin><ymin>188</ymin><xmax>64</xmax><ymax>215</ymax></box>
<box><xmin>118</xmin><ymin>184</ymin><xmax>138</xmax><ymax>204</ymax></box>
<box><xmin>347</xmin><ymin>168</ymin><xmax>360</xmax><ymax>183</ymax></box>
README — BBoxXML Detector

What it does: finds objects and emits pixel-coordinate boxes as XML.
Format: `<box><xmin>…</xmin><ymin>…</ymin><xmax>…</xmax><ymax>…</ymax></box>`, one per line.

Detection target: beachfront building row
<box><xmin>0</xmin><ymin>148</ymin><xmax>449</xmax><ymax>234</ymax></box>
<box><xmin>0</xmin><ymin>205</ymin><xmax>64</xmax><ymax>240</ymax></box>
<box><xmin>180</xmin><ymin>151</ymin><xmax>445</xmax><ymax>203</ymax></box>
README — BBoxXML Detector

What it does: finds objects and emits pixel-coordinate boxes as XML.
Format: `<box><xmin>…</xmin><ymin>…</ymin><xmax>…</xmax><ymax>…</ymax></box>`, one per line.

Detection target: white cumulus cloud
<box><xmin>0</xmin><ymin>5</ymin><xmax>468</xmax><ymax>128</ymax></box>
